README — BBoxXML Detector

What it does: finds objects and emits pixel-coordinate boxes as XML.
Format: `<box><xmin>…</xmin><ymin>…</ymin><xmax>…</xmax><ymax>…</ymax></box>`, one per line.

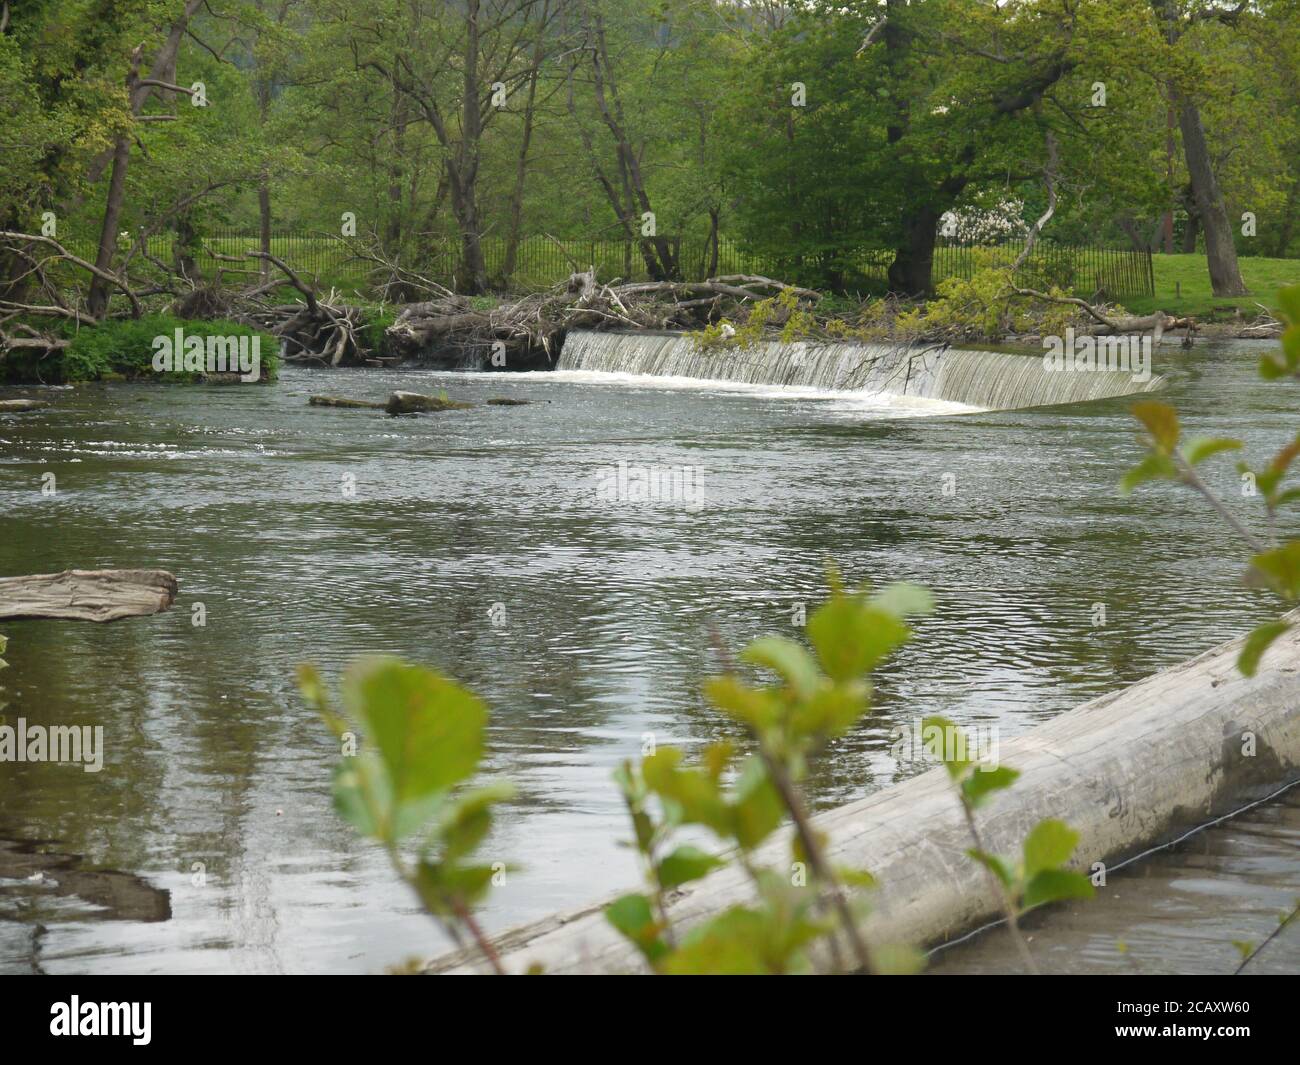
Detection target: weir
<box><xmin>556</xmin><ymin>330</ymin><xmax>1165</xmax><ymax>411</ymax></box>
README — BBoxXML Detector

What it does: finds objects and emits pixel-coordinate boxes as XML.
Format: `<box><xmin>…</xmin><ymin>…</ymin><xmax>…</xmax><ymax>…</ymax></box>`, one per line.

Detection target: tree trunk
<box><xmin>1272</xmin><ymin>176</ymin><xmax>1298</xmax><ymax>257</ymax></box>
<box><xmin>1180</xmin><ymin>186</ymin><xmax>1200</xmax><ymax>254</ymax></box>
<box><xmin>707</xmin><ymin>206</ymin><xmax>720</xmax><ymax>278</ymax></box>
<box><xmin>87</xmin><ymin>133</ymin><xmax>131</xmax><ymax>318</ymax></box>
<box><xmin>502</xmin><ymin>3</ymin><xmax>547</xmax><ymax>284</ymax></box>
<box><xmin>173</xmin><ymin>212</ymin><xmax>200</xmax><ymax>284</ymax></box>
<box><xmin>887</xmin><ymin>205</ymin><xmax>940</xmax><ymax>296</ymax></box>
<box><xmin>1178</xmin><ymin>101</ymin><xmax>1247</xmax><ymax>296</ymax></box>
<box><xmin>258</xmin><ymin>175</ymin><xmax>272</xmax><ymax>283</ymax></box>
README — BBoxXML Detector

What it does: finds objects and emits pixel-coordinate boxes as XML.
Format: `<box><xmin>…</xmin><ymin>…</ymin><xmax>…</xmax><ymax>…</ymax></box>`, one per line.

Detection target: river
<box><xmin>0</xmin><ymin>338</ymin><xmax>1294</xmax><ymax>973</ymax></box>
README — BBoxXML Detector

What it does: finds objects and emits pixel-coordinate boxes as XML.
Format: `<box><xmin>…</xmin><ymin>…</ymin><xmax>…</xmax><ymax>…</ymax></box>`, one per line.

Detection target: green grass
<box><xmin>2</xmin><ymin>316</ymin><xmax>278</xmax><ymax>384</ymax></box>
<box><xmin>1123</xmin><ymin>254</ymin><xmax>1300</xmax><ymax>318</ymax></box>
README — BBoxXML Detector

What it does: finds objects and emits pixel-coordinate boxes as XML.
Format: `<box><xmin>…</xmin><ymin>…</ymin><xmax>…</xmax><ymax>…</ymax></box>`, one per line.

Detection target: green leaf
<box><xmin>703</xmin><ymin>675</ymin><xmax>780</xmax><ymax>732</ymax></box>
<box><xmin>657</xmin><ymin>845</ymin><xmax>725</xmax><ymax>889</ymax></box>
<box><xmin>342</xmin><ymin>657</ymin><xmax>486</xmax><ymax>803</ymax></box>
<box><xmin>643</xmin><ymin>748</ymin><xmax>732</xmax><ymax>836</ymax></box>
<box><xmin>660</xmin><ymin>906</ymin><xmax>774</xmax><ymax>974</ymax></box>
<box><xmin>332</xmin><ymin>753</ymin><xmax>385</xmax><ymax>838</ymax></box>
<box><xmin>837</xmin><ymin>866</ymin><xmax>878</xmax><ymax>890</ymax></box>
<box><xmin>1022</xmin><ymin>819</ymin><xmax>1079</xmax><ymax>878</ymax></box>
<box><xmin>1277</xmin><ymin>285</ymin><xmax>1300</xmax><ymax>326</ymax></box>
<box><xmin>1245</xmin><ymin>542</ymin><xmax>1300</xmax><ymax>599</ymax></box>
<box><xmin>791</xmin><ymin>680</ymin><xmax>870</xmax><ymax>739</ymax></box>
<box><xmin>730</xmin><ymin>755</ymin><xmax>784</xmax><ymax>850</ymax></box>
<box><xmin>807</xmin><ymin>594</ymin><xmax>911</xmax><ymax>681</ymax></box>
<box><xmin>438</xmin><ymin>783</ymin><xmax>516</xmax><ymax>859</ymax></box>
<box><xmin>1181</xmin><ymin>436</ymin><xmax>1242</xmax><ymax>466</ymax></box>
<box><xmin>961</xmin><ymin>765</ymin><xmax>1020</xmax><ymax>808</ymax></box>
<box><xmin>605</xmin><ymin>893</ymin><xmax>667</xmax><ymax>963</ymax></box>
<box><xmin>1120</xmin><ymin>452</ymin><xmax>1177</xmax><ymax>494</ymax></box>
<box><xmin>1022</xmin><ymin>869</ymin><xmax>1095</xmax><ymax>910</ymax></box>
<box><xmin>966</xmin><ymin>848</ymin><xmax>1014</xmax><ymax>889</ymax></box>
<box><xmin>920</xmin><ymin>716</ymin><xmax>969</xmax><ymax>778</ymax></box>
<box><xmin>415</xmin><ymin>860</ymin><xmax>497</xmax><ymax>914</ymax></box>
<box><xmin>1237</xmin><ymin>621</ymin><xmax>1292</xmax><ymax>677</ymax></box>
<box><xmin>1130</xmin><ymin>400</ymin><xmax>1180</xmax><ymax>454</ymax></box>
<box><xmin>868</xmin><ymin>582</ymin><xmax>934</xmax><ymax>619</ymax></box>
<box><xmin>742</xmin><ymin>636</ymin><xmax>821</xmax><ymax>699</ymax></box>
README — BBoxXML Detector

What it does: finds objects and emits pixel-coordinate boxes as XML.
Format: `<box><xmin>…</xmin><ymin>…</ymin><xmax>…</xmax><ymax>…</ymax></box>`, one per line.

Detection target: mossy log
<box><xmin>308</xmin><ymin>395</ymin><xmax>386</xmax><ymax>409</ymax></box>
<box><xmin>0</xmin><ymin>569</ymin><xmax>178</xmax><ymax>622</ymax></box>
<box><xmin>385</xmin><ymin>391</ymin><xmax>474</xmax><ymax>415</ymax></box>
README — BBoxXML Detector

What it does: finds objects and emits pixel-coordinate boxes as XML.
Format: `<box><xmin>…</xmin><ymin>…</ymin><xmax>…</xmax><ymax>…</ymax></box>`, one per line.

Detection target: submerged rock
<box><xmin>385</xmin><ymin>391</ymin><xmax>473</xmax><ymax>415</ymax></box>
<box><xmin>308</xmin><ymin>395</ymin><xmax>386</xmax><ymax>409</ymax></box>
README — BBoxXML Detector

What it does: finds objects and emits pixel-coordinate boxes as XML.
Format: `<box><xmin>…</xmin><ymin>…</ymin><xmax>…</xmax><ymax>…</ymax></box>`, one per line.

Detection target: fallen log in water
<box><xmin>425</xmin><ymin>613</ymin><xmax>1300</xmax><ymax>974</ymax></box>
<box><xmin>0</xmin><ymin>399</ymin><xmax>50</xmax><ymax>413</ymax></box>
<box><xmin>0</xmin><ymin>569</ymin><xmax>178</xmax><ymax>622</ymax></box>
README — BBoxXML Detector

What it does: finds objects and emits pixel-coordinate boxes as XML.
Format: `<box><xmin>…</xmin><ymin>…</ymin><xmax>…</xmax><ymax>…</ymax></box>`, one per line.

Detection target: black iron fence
<box><xmin>75</xmin><ymin>229</ymin><xmax>1154</xmax><ymax>301</ymax></box>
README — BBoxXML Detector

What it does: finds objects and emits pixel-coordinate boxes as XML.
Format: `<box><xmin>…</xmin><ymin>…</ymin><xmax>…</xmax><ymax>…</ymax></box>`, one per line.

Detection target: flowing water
<box><xmin>0</xmin><ymin>336</ymin><xmax>1295</xmax><ymax>974</ymax></box>
<box><xmin>558</xmin><ymin>330</ymin><xmax>1164</xmax><ymax>409</ymax></box>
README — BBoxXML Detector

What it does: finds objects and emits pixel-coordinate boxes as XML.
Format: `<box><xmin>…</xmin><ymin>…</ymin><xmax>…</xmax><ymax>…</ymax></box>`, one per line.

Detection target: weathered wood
<box><xmin>0</xmin><ymin>569</ymin><xmax>178</xmax><ymax>622</ymax></box>
<box><xmin>0</xmin><ymin>399</ymin><xmax>49</xmax><ymax>413</ymax></box>
<box><xmin>385</xmin><ymin>391</ymin><xmax>473</xmax><ymax>415</ymax></box>
<box><xmin>426</xmin><ymin>613</ymin><xmax>1300</xmax><ymax>974</ymax></box>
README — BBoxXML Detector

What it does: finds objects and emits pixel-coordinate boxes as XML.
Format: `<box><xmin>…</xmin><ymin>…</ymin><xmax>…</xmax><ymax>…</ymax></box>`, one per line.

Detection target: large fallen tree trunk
<box><xmin>425</xmin><ymin>613</ymin><xmax>1300</xmax><ymax>974</ymax></box>
<box><xmin>0</xmin><ymin>569</ymin><xmax>178</xmax><ymax>622</ymax></box>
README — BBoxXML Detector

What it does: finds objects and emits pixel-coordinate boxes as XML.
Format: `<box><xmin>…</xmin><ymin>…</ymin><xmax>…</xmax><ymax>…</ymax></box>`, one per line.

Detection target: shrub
<box><xmin>55</xmin><ymin>316</ymin><xmax>278</xmax><ymax>383</ymax></box>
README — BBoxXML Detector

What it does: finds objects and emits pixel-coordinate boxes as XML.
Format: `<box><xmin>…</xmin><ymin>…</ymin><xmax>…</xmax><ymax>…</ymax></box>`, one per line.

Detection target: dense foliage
<box><xmin>1</xmin><ymin>0</ymin><xmax>1296</xmax><ymax>301</ymax></box>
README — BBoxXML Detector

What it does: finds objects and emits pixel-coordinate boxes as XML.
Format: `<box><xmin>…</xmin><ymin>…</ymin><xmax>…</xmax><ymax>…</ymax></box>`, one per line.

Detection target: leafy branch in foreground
<box><xmin>604</xmin><ymin>575</ymin><xmax>934</xmax><ymax>975</ymax></box>
<box><xmin>1123</xmin><ymin>286</ymin><xmax>1300</xmax><ymax>676</ymax></box>
<box><xmin>922</xmin><ymin>716</ymin><xmax>1094</xmax><ymax>974</ymax></box>
<box><xmin>301</xmin><ymin>582</ymin><xmax>1099</xmax><ymax>975</ymax></box>
<box><xmin>297</xmin><ymin>657</ymin><xmax>515</xmax><ymax>974</ymax></box>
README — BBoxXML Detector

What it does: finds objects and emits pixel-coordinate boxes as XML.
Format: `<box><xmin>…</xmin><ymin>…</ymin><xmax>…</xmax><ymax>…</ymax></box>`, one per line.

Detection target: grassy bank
<box><xmin>2</xmin><ymin>316</ymin><xmax>279</xmax><ymax>385</ymax></box>
<box><xmin>1124</xmin><ymin>254</ymin><xmax>1300</xmax><ymax>318</ymax></box>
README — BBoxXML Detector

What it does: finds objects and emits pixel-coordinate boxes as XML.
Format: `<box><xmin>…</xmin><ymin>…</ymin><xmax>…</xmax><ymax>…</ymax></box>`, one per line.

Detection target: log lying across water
<box><xmin>0</xmin><ymin>569</ymin><xmax>178</xmax><ymax>622</ymax></box>
<box><xmin>425</xmin><ymin>612</ymin><xmax>1300</xmax><ymax>974</ymax></box>
<box><xmin>0</xmin><ymin>399</ymin><xmax>49</xmax><ymax>413</ymax></box>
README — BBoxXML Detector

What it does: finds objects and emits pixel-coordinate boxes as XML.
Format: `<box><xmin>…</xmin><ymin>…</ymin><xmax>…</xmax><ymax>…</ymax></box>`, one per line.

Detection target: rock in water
<box><xmin>385</xmin><ymin>391</ymin><xmax>473</xmax><ymax>415</ymax></box>
<box><xmin>308</xmin><ymin>395</ymin><xmax>385</xmax><ymax>409</ymax></box>
<box><xmin>0</xmin><ymin>399</ymin><xmax>49</xmax><ymax>413</ymax></box>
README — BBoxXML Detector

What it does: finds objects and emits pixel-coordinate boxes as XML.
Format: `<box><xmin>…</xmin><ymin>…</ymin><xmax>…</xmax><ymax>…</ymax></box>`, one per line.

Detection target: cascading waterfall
<box><xmin>556</xmin><ymin>330</ymin><xmax>1164</xmax><ymax>411</ymax></box>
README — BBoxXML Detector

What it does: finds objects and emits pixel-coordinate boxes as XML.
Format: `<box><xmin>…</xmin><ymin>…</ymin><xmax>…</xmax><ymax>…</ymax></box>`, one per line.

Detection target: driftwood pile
<box><xmin>384</xmin><ymin>270</ymin><xmax>821</xmax><ymax>367</ymax></box>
